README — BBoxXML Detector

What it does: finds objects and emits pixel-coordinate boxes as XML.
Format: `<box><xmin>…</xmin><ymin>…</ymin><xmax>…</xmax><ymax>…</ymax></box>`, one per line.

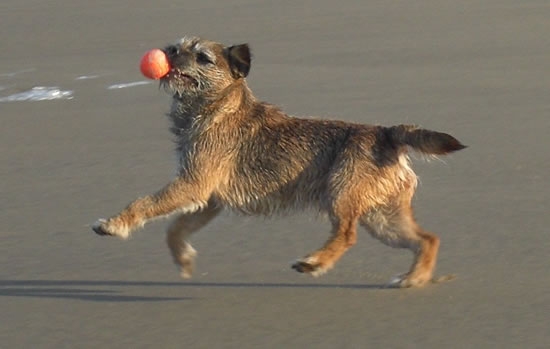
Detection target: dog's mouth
<box><xmin>164</xmin><ymin>68</ymin><xmax>199</xmax><ymax>88</ymax></box>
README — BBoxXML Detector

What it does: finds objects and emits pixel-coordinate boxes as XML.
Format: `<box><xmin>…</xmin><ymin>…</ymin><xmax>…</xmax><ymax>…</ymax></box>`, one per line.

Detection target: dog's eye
<box><xmin>196</xmin><ymin>52</ymin><xmax>213</xmax><ymax>65</ymax></box>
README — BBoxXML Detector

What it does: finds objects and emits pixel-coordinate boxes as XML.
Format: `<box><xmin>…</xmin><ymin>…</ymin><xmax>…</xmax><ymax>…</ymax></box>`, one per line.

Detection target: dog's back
<box><xmin>202</xmin><ymin>101</ymin><xmax>464</xmax><ymax>217</ymax></box>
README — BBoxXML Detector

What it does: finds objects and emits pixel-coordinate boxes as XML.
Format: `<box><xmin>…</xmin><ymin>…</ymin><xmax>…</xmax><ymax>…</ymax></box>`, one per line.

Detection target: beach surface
<box><xmin>1</xmin><ymin>1</ymin><xmax>549</xmax><ymax>347</ymax></box>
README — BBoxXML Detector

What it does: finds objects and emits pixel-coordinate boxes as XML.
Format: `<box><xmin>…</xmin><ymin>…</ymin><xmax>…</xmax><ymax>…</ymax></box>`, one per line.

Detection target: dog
<box><xmin>93</xmin><ymin>36</ymin><xmax>465</xmax><ymax>287</ymax></box>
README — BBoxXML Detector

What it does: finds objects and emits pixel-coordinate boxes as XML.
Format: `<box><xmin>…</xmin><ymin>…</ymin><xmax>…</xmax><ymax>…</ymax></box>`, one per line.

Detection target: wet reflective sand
<box><xmin>1</xmin><ymin>1</ymin><xmax>549</xmax><ymax>347</ymax></box>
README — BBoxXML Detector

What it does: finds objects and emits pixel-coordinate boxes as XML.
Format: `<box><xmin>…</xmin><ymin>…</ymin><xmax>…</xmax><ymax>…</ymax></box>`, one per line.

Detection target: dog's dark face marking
<box><xmin>161</xmin><ymin>36</ymin><xmax>250</xmax><ymax>98</ymax></box>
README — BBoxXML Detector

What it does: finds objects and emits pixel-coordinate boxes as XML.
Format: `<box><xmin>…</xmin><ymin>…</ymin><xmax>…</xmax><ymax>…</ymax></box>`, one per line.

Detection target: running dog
<box><xmin>93</xmin><ymin>36</ymin><xmax>465</xmax><ymax>287</ymax></box>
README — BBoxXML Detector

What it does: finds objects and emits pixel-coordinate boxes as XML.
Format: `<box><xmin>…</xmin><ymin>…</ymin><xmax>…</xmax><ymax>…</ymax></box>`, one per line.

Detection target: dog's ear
<box><xmin>226</xmin><ymin>44</ymin><xmax>251</xmax><ymax>78</ymax></box>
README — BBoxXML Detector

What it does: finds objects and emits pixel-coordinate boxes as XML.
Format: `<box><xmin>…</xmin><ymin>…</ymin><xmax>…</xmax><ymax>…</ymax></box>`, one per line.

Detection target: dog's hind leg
<box><xmin>360</xmin><ymin>203</ymin><xmax>440</xmax><ymax>288</ymax></box>
<box><xmin>166</xmin><ymin>204</ymin><xmax>222</xmax><ymax>278</ymax></box>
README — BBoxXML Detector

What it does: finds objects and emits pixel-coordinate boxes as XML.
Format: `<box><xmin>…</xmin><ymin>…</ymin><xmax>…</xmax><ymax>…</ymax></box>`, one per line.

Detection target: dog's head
<box><xmin>160</xmin><ymin>36</ymin><xmax>251</xmax><ymax>99</ymax></box>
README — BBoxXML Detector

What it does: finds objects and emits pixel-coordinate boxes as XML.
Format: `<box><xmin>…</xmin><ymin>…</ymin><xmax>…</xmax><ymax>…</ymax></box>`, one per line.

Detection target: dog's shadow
<box><xmin>0</xmin><ymin>280</ymin><xmax>190</xmax><ymax>302</ymax></box>
<box><xmin>0</xmin><ymin>279</ymin><xmax>389</xmax><ymax>302</ymax></box>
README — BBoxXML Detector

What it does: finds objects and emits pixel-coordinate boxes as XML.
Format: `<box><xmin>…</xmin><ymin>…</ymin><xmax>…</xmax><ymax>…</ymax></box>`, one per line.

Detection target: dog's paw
<box><xmin>92</xmin><ymin>218</ymin><xmax>129</xmax><ymax>239</ymax></box>
<box><xmin>291</xmin><ymin>256</ymin><xmax>330</xmax><ymax>277</ymax></box>
<box><xmin>386</xmin><ymin>273</ymin><xmax>409</xmax><ymax>288</ymax></box>
<box><xmin>92</xmin><ymin>219</ymin><xmax>110</xmax><ymax>236</ymax></box>
<box><xmin>387</xmin><ymin>272</ymin><xmax>432</xmax><ymax>288</ymax></box>
<box><xmin>179</xmin><ymin>245</ymin><xmax>197</xmax><ymax>279</ymax></box>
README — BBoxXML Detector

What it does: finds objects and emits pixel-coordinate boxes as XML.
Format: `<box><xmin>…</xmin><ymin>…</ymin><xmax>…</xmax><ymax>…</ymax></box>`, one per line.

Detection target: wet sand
<box><xmin>1</xmin><ymin>1</ymin><xmax>549</xmax><ymax>347</ymax></box>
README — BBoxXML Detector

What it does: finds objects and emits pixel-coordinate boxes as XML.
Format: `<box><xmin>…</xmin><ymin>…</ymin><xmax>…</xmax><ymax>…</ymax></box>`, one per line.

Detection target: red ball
<box><xmin>140</xmin><ymin>49</ymin><xmax>171</xmax><ymax>80</ymax></box>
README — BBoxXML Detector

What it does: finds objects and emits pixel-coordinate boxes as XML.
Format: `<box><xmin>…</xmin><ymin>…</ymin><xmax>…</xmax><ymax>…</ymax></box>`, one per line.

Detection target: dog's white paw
<box><xmin>291</xmin><ymin>256</ymin><xmax>330</xmax><ymax>277</ymax></box>
<box><xmin>92</xmin><ymin>218</ymin><xmax>129</xmax><ymax>239</ymax></box>
<box><xmin>387</xmin><ymin>272</ymin><xmax>433</xmax><ymax>288</ymax></box>
<box><xmin>387</xmin><ymin>273</ymin><xmax>408</xmax><ymax>288</ymax></box>
<box><xmin>179</xmin><ymin>244</ymin><xmax>197</xmax><ymax>279</ymax></box>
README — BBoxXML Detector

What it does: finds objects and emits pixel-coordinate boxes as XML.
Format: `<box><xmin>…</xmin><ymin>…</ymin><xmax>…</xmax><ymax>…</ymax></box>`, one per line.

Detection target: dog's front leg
<box><xmin>93</xmin><ymin>178</ymin><xmax>207</xmax><ymax>239</ymax></box>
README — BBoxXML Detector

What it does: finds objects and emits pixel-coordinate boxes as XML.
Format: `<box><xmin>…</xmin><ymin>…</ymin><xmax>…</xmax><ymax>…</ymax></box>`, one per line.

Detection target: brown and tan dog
<box><xmin>93</xmin><ymin>36</ymin><xmax>465</xmax><ymax>287</ymax></box>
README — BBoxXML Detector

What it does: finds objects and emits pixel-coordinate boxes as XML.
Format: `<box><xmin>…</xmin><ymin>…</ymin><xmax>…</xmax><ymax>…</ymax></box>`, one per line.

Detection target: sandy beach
<box><xmin>1</xmin><ymin>1</ymin><xmax>549</xmax><ymax>347</ymax></box>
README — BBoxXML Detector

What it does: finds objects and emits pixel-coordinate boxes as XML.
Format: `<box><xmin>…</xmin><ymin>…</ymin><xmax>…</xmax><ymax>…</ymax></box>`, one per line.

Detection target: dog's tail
<box><xmin>387</xmin><ymin>124</ymin><xmax>466</xmax><ymax>155</ymax></box>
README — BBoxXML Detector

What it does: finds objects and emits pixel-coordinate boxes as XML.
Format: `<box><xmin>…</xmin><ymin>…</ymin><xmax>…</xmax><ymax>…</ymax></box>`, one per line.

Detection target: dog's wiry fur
<box><xmin>93</xmin><ymin>36</ymin><xmax>465</xmax><ymax>287</ymax></box>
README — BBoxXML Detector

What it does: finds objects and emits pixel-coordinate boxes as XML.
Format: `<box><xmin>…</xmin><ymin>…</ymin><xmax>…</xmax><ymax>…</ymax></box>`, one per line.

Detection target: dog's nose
<box><xmin>164</xmin><ymin>45</ymin><xmax>179</xmax><ymax>57</ymax></box>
